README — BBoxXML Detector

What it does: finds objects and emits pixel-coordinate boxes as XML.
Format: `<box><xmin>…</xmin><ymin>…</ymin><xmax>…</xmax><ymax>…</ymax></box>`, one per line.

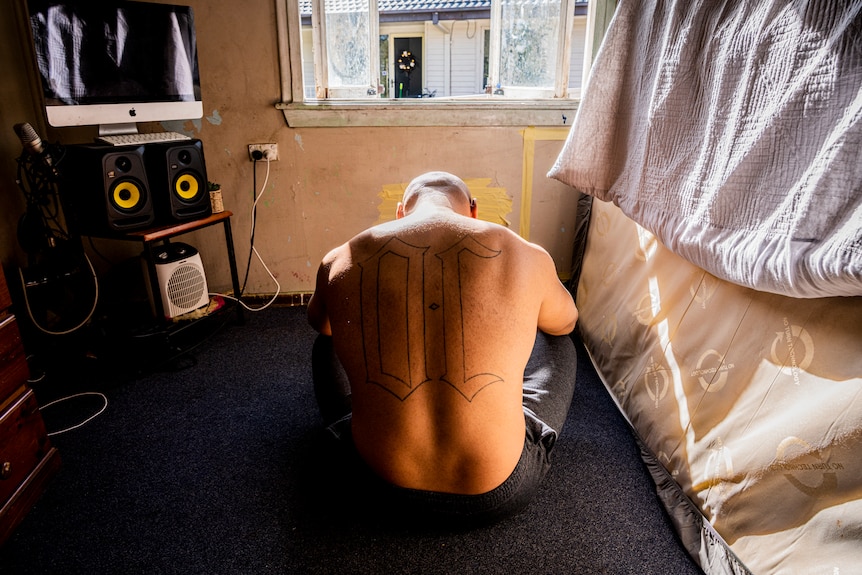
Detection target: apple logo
<box><xmin>129</xmin><ymin>107</ymin><xmax>137</xmax><ymax>117</ymax></box>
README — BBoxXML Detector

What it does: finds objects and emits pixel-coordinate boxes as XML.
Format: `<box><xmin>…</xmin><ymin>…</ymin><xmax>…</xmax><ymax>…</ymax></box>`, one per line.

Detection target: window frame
<box><xmin>275</xmin><ymin>0</ymin><xmax>617</xmax><ymax>127</ymax></box>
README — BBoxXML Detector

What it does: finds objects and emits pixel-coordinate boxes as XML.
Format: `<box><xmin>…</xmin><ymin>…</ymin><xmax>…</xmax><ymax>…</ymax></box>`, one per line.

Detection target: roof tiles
<box><xmin>299</xmin><ymin>0</ymin><xmax>586</xmax><ymax>16</ymax></box>
<box><xmin>300</xmin><ymin>0</ymin><xmax>491</xmax><ymax>15</ymax></box>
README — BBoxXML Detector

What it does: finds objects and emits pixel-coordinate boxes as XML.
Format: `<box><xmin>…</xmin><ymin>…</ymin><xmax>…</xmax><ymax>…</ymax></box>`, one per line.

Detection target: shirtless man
<box><xmin>308</xmin><ymin>171</ymin><xmax>578</xmax><ymax>525</ymax></box>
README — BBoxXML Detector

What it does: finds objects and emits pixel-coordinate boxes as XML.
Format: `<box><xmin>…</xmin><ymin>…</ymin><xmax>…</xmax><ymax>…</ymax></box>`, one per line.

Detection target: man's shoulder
<box><xmin>476</xmin><ymin>224</ymin><xmax>552</xmax><ymax>259</ymax></box>
<box><xmin>330</xmin><ymin>217</ymin><xmax>547</xmax><ymax>264</ymax></box>
<box><xmin>321</xmin><ymin>225</ymin><xmax>396</xmax><ymax>271</ymax></box>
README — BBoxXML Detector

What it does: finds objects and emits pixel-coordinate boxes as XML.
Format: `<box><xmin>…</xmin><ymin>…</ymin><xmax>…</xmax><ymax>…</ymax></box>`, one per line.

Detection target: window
<box><xmin>276</xmin><ymin>0</ymin><xmax>616</xmax><ymax>126</ymax></box>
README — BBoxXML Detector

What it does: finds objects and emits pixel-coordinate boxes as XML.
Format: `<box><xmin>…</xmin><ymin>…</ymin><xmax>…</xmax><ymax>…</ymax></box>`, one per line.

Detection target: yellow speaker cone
<box><xmin>113</xmin><ymin>181</ymin><xmax>141</xmax><ymax>210</ymax></box>
<box><xmin>175</xmin><ymin>174</ymin><xmax>200</xmax><ymax>200</ymax></box>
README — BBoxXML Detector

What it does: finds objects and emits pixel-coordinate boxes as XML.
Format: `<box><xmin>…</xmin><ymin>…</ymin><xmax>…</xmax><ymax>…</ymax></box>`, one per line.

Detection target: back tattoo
<box><xmin>358</xmin><ymin>235</ymin><xmax>504</xmax><ymax>401</ymax></box>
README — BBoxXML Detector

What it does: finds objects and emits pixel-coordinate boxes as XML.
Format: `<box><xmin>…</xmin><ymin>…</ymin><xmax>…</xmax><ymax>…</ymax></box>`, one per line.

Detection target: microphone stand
<box><xmin>15</xmin><ymin>144</ymin><xmax>68</xmax><ymax>261</ymax></box>
<box><xmin>13</xmin><ymin>141</ymin><xmax>99</xmax><ymax>336</ymax></box>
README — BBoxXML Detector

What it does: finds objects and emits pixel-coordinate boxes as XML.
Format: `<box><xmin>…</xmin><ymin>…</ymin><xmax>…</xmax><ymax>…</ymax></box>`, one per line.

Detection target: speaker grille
<box><xmin>145</xmin><ymin>139</ymin><xmax>211</xmax><ymax>223</ymax></box>
<box><xmin>110</xmin><ymin>178</ymin><xmax>148</xmax><ymax>212</ymax></box>
<box><xmin>174</xmin><ymin>172</ymin><xmax>202</xmax><ymax>202</ymax></box>
<box><xmin>166</xmin><ymin>264</ymin><xmax>207</xmax><ymax>310</ymax></box>
<box><xmin>58</xmin><ymin>144</ymin><xmax>155</xmax><ymax>235</ymax></box>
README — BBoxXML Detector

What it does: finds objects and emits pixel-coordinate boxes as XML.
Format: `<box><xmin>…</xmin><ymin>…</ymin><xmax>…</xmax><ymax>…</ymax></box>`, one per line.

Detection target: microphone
<box><xmin>14</xmin><ymin>122</ymin><xmax>58</xmax><ymax>176</ymax></box>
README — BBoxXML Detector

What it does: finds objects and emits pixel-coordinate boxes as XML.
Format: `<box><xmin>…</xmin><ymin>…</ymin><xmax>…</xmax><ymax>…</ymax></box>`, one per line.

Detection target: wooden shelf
<box><xmin>89</xmin><ymin>211</ymin><xmax>244</xmax><ymax>325</ymax></box>
<box><xmin>122</xmin><ymin>210</ymin><xmax>234</xmax><ymax>243</ymax></box>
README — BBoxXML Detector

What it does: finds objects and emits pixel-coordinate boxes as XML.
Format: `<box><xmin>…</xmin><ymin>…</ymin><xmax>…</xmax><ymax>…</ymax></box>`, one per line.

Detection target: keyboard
<box><xmin>96</xmin><ymin>131</ymin><xmax>192</xmax><ymax>146</ymax></box>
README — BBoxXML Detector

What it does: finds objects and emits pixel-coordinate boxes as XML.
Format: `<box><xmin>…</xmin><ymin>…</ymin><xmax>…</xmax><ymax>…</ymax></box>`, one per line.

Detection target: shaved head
<box><xmin>401</xmin><ymin>171</ymin><xmax>472</xmax><ymax>214</ymax></box>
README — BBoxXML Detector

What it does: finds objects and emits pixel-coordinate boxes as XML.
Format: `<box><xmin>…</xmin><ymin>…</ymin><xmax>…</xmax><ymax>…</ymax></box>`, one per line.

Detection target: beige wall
<box><xmin>0</xmin><ymin>0</ymin><xmax>576</xmax><ymax>300</ymax></box>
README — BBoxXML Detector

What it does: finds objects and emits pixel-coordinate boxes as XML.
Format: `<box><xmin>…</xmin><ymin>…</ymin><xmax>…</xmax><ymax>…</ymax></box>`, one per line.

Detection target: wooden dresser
<box><xmin>0</xmin><ymin>267</ymin><xmax>60</xmax><ymax>545</ymax></box>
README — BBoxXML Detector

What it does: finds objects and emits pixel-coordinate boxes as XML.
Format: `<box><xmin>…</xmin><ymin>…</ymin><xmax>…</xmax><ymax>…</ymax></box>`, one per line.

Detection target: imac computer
<box><xmin>25</xmin><ymin>0</ymin><xmax>203</xmax><ymax>137</ymax></box>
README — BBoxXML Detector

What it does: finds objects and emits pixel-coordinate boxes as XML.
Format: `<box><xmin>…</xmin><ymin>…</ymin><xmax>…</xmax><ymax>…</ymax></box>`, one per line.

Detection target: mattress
<box><xmin>574</xmin><ymin>198</ymin><xmax>862</xmax><ymax>574</ymax></box>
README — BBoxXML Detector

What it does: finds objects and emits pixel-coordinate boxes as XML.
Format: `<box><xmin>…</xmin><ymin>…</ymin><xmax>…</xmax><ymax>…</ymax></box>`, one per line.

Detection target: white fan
<box><xmin>149</xmin><ymin>243</ymin><xmax>209</xmax><ymax>319</ymax></box>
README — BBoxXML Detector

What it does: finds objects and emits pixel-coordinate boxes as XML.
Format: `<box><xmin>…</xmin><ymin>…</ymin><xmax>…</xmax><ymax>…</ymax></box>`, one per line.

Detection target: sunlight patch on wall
<box><xmin>377</xmin><ymin>178</ymin><xmax>513</xmax><ymax>227</ymax></box>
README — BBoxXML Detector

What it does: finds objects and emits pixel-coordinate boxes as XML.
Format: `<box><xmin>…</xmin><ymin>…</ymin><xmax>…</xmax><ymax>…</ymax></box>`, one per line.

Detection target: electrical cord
<box><xmin>215</xmin><ymin>157</ymin><xmax>280</xmax><ymax>311</ymax></box>
<box><xmin>240</xmin><ymin>157</ymin><xmax>259</xmax><ymax>294</ymax></box>
<box><xmin>14</xmin><ymin>145</ymin><xmax>99</xmax><ymax>335</ymax></box>
<box><xmin>17</xmin><ymin>252</ymin><xmax>100</xmax><ymax>336</ymax></box>
<box><xmin>14</xmin><ymin>148</ymin><xmax>70</xmax><ymax>253</ymax></box>
<box><xmin>40</xmin><ymin>391</ymin><xmax>108</xmax><ymax>436</ymax></box>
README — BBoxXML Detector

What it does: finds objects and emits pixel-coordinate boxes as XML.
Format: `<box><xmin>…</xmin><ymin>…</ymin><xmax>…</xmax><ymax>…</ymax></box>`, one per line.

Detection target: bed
<box><xmin>548</xmin><ymin>1</ymin><xmax>862</xmax><ymax>573</ymax></box>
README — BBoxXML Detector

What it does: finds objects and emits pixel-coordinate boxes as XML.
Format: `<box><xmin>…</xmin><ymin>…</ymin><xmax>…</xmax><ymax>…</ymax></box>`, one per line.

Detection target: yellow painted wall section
<box><xmin>376</xmin><ymin>178</ymin><xmax>514</xmax><ymax>227</ymax></box>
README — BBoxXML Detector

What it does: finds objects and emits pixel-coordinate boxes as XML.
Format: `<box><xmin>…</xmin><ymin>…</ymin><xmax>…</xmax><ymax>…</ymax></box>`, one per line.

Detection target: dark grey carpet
<box><xmin>0</xmin><ymin>305</ymin><xmax>703</xmax><ymax>575</ymax></box>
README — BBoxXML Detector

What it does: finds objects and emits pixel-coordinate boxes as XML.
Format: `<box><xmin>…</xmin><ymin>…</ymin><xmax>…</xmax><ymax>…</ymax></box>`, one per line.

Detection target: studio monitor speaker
<box><xmin>58</xmin><ymin>144</ymin><xmax>155</xmax><ymax>236</ymax></box>
<box><xmin>146</xmin><ymin>242</ymin><xmax>209</xmax><ymax>319</ymax></box>
<box><xmin>145</xmin><ymin>139</ymin><xmax>211</xmax><ymax>224</ymax></box>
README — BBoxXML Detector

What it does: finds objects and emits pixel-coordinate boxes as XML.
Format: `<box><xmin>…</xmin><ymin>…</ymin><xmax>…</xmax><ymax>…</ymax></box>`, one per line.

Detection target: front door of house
<box><xmin>392</xmin><ymin>37</ymin><xmax>423</xmax><ymax>98</ymax></box>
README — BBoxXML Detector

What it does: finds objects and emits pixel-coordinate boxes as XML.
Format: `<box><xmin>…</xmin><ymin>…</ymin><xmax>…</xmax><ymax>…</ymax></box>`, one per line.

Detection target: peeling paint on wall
<box><xmin>376</xmin><ymin>178</ymin><xmax>513</xmax><ymax>227</ymax></box>
<box><xmin>160</xmin><ymin>119</ymin><xmax>198</xmax><ymax>137</ymax></box>
<box><xmin>163</xmin><ymin>110</ymin><xmax>219</xmax><ymax>136</ymax></box>
<box><xmin>206</xmin><ymin>109</ymin><xmax>223</xmax><ymax>125</ymax></box>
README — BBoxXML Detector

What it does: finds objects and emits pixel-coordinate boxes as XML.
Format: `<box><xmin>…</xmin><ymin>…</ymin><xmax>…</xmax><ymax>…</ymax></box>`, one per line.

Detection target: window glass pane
<box><xmin>301</xmin><ymin>26</ymin><xmax>315</xmax><ymax>99</ymax></box>
<box><xmin>483</xmin><ymin>28</ymin><xmax>490</xmax><ymax>92</ymax></box>
<box><xmin>296</xmin><ymin>0</ymin><xmax>591</xmax><ymax>103</ymax></box>
<box><xmin>324</xmin><ymin>0</ymin><xmax>370</xmax><ymax>88</ymax></box>
<box><xmin>379</xmin><ymin>34</ymin><xmax>390</xmax><ymax>98</ymax></box>
<box><xmin>499</xmin><ymin>0</ymin><xmax>560</xmax><ymax>88</ymax></box>
<box><xmin>567</xmin><ymin>15</ymin><xmax>587</xmax><ymax>96</ymax></box>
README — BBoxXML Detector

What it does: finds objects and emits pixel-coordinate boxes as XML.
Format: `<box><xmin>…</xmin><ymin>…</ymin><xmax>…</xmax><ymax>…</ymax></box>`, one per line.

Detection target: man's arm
<box><xmin>307</xmin><ymin>260</ymin><xmax>332</xmax><ymax>336</ymax></box>
<box><xmin>535</xmin><ymin>248</ymin><xmax>578</xmax><ymax>336</ymax></box>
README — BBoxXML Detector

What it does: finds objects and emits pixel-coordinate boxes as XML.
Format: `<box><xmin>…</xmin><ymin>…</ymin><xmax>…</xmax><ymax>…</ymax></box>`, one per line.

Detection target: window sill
<box><xmin>276</xmin><ymin>98</ymin><xmax>580</xmax><ymax>128</ymax></box>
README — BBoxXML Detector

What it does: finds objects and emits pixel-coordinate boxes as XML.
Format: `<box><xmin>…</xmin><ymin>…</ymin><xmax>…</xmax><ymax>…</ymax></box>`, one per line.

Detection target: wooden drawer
<box><xmin>0</xmin><ymin>268</ymin><xmax>11</xmax><ymax>312</ymax></box>
<box><xmin>0</xmin><ymin>389</ymin><xmax>54</xmax><ymax>506</ymax></box>
<box><xmin>0</xmin><ymin>316</ymin><xmax>29</xmax><ymax>402</ymax></box>
<box><xmin>0</xmin><ymin>387</ymin><xmax>60</xmax><ymax>546</ymax></box>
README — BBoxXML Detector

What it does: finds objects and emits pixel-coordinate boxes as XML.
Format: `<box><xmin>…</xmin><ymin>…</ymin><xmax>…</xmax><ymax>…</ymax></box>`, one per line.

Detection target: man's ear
<box><xmin>396</xmin><ymin>202</ymin><xmax>405</xmax><ymax>219</ymax></box>
<box><xmin>470</xmin><ymin>198</ymin><xmax>478</xmax><ymax>219</ymax></box>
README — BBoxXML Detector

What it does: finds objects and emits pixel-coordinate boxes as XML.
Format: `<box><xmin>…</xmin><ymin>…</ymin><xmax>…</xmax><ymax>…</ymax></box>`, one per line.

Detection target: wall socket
<box><xmin>248</xmin><ymin>143</ymin><xmax>278</xmax><ymax>161</ymax></box>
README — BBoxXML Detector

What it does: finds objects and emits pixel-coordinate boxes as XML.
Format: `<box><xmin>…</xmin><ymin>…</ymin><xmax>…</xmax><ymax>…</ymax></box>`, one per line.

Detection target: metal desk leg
<box><xmin>143</xmin><ymin>241</ymin><xmax>164</xmax><ymax>321</ymax></box>
<box><xmin>222</xmin><ymin>217</ymin><xmax>244</xmax><ymax>324</ymax></box>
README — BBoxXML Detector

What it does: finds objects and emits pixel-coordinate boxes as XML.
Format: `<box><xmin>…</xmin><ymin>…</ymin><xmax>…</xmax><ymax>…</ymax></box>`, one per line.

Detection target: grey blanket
<box><xmin>549</xmin><ymin>0</ymin><xmax>862</xmax><ymax>298</ymax></box>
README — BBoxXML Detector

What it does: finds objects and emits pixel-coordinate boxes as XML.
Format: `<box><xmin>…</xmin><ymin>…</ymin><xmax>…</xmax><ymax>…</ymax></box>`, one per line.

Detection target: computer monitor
<box><xmin>25</xmin><ymin>0</ymin><xmax>203</xmax><ymax>136</ymax></box>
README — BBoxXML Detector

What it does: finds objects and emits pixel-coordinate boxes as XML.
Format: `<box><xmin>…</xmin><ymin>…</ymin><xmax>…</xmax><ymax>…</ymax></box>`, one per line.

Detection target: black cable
<box><xmin>239</xmin><ymin>159</ymin><xmax>259</xmax><ymax>296</ymax></box>
<box><xmin>15</xmin><ymin>145</ymin><xmax>77</xmax><ymax>260</ymax></box>
<box><xmin>86</xmin><ymin>236</ymin><xmax>118</xmax><ymax>268</ymax></box>
<box><xmin>14</xmin><ymin>145</ymin><xmax>98</xmax><ymax>336</ymax></box>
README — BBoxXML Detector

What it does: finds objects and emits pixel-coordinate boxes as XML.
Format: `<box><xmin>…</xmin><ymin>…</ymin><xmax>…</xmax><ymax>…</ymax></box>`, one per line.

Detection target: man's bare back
<box><xmin>308</xmin><ymin>172</ymin><xmax>577</xmax><ymax>496</ymax></box>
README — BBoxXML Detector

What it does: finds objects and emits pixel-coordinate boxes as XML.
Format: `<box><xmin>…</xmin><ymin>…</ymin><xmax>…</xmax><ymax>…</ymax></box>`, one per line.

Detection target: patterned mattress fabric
<box><xmin>575</xmin><ymin>198</ymin><xmax>862</xmax><ymax>575</ymax></box>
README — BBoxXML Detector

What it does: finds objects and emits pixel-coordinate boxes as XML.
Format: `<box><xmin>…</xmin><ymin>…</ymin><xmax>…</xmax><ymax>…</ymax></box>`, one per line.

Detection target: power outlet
<box><xmin>248</xmin><ymin>143</ymin><xmax>278</xmax><ymax>161</ymax></box>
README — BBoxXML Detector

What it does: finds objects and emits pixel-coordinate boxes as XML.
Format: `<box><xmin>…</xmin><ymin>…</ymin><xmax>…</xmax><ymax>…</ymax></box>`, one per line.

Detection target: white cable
<box><xmin>40</xmin><ymin>391</ymin><xmax>108</xmax><ymax>436</ymax></box>
<box><xmin>26</xmin><ymin>354</ymin><xmax>46</xmax><ymax>384</ymax></box>
<box><xmin>18</xmin><ymin>252</ymin><xmax>99</xmax><ymax>336</ymax></box>
<box><xmin>214</xmin><ymin>158</ymin><xmax>281</xmax><ymax>312</ymax></box>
